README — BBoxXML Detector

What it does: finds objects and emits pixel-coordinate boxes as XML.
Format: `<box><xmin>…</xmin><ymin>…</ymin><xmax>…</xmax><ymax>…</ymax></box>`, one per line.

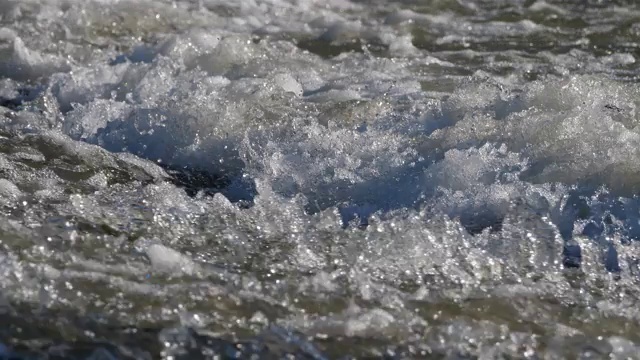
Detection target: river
<box><xmin>1</xmin><ymin>0</ymin><xmax>640</xmax><ymax>358</ymax></box>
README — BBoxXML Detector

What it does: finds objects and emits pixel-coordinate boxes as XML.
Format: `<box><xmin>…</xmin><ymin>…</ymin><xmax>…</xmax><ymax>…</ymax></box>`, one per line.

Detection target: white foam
<box><xmin>1</xmin><ymin>0</ymin><xmax>640</xmax><ymax>356</ymax></box>
<box><xmin>0</xmin><ymin>29</ymin><xmax>70</xmax><ymax>81</ymax></box>
<box><xmin>145</xmin><ymin>243</ymin><xmax>197</xmax><ymax>276</ymax></box>
<box><xmin>272</xmin><ymin>73</ymin><xmax>303</xmax><ymax>97</ymax></box>
<box><xmin>0</xmin><ymin>179</ymin><xmax>21</xmax><ymax>200</ymax></box>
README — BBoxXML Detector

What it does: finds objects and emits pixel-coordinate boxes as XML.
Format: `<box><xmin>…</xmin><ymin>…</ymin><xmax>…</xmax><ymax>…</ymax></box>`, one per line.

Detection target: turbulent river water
<box><xmin>2</xmin><ymin>0</ymin><xmax>640</xmax><ymax>358</ymax></box>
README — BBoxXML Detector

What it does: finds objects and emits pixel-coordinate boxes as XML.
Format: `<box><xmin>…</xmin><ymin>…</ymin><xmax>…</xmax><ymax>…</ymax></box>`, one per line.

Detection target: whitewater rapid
<box><xmin>1</xmin><ymin>0</ymin><xmax>640</xmax><ymax>358</ymax></box>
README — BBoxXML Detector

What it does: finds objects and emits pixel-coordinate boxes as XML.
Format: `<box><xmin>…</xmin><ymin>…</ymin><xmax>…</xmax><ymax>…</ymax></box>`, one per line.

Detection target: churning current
<box><xmin>1</xmin><ymin>0</ymin><xmax>640</xmax><ymax>358</ymax></box>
